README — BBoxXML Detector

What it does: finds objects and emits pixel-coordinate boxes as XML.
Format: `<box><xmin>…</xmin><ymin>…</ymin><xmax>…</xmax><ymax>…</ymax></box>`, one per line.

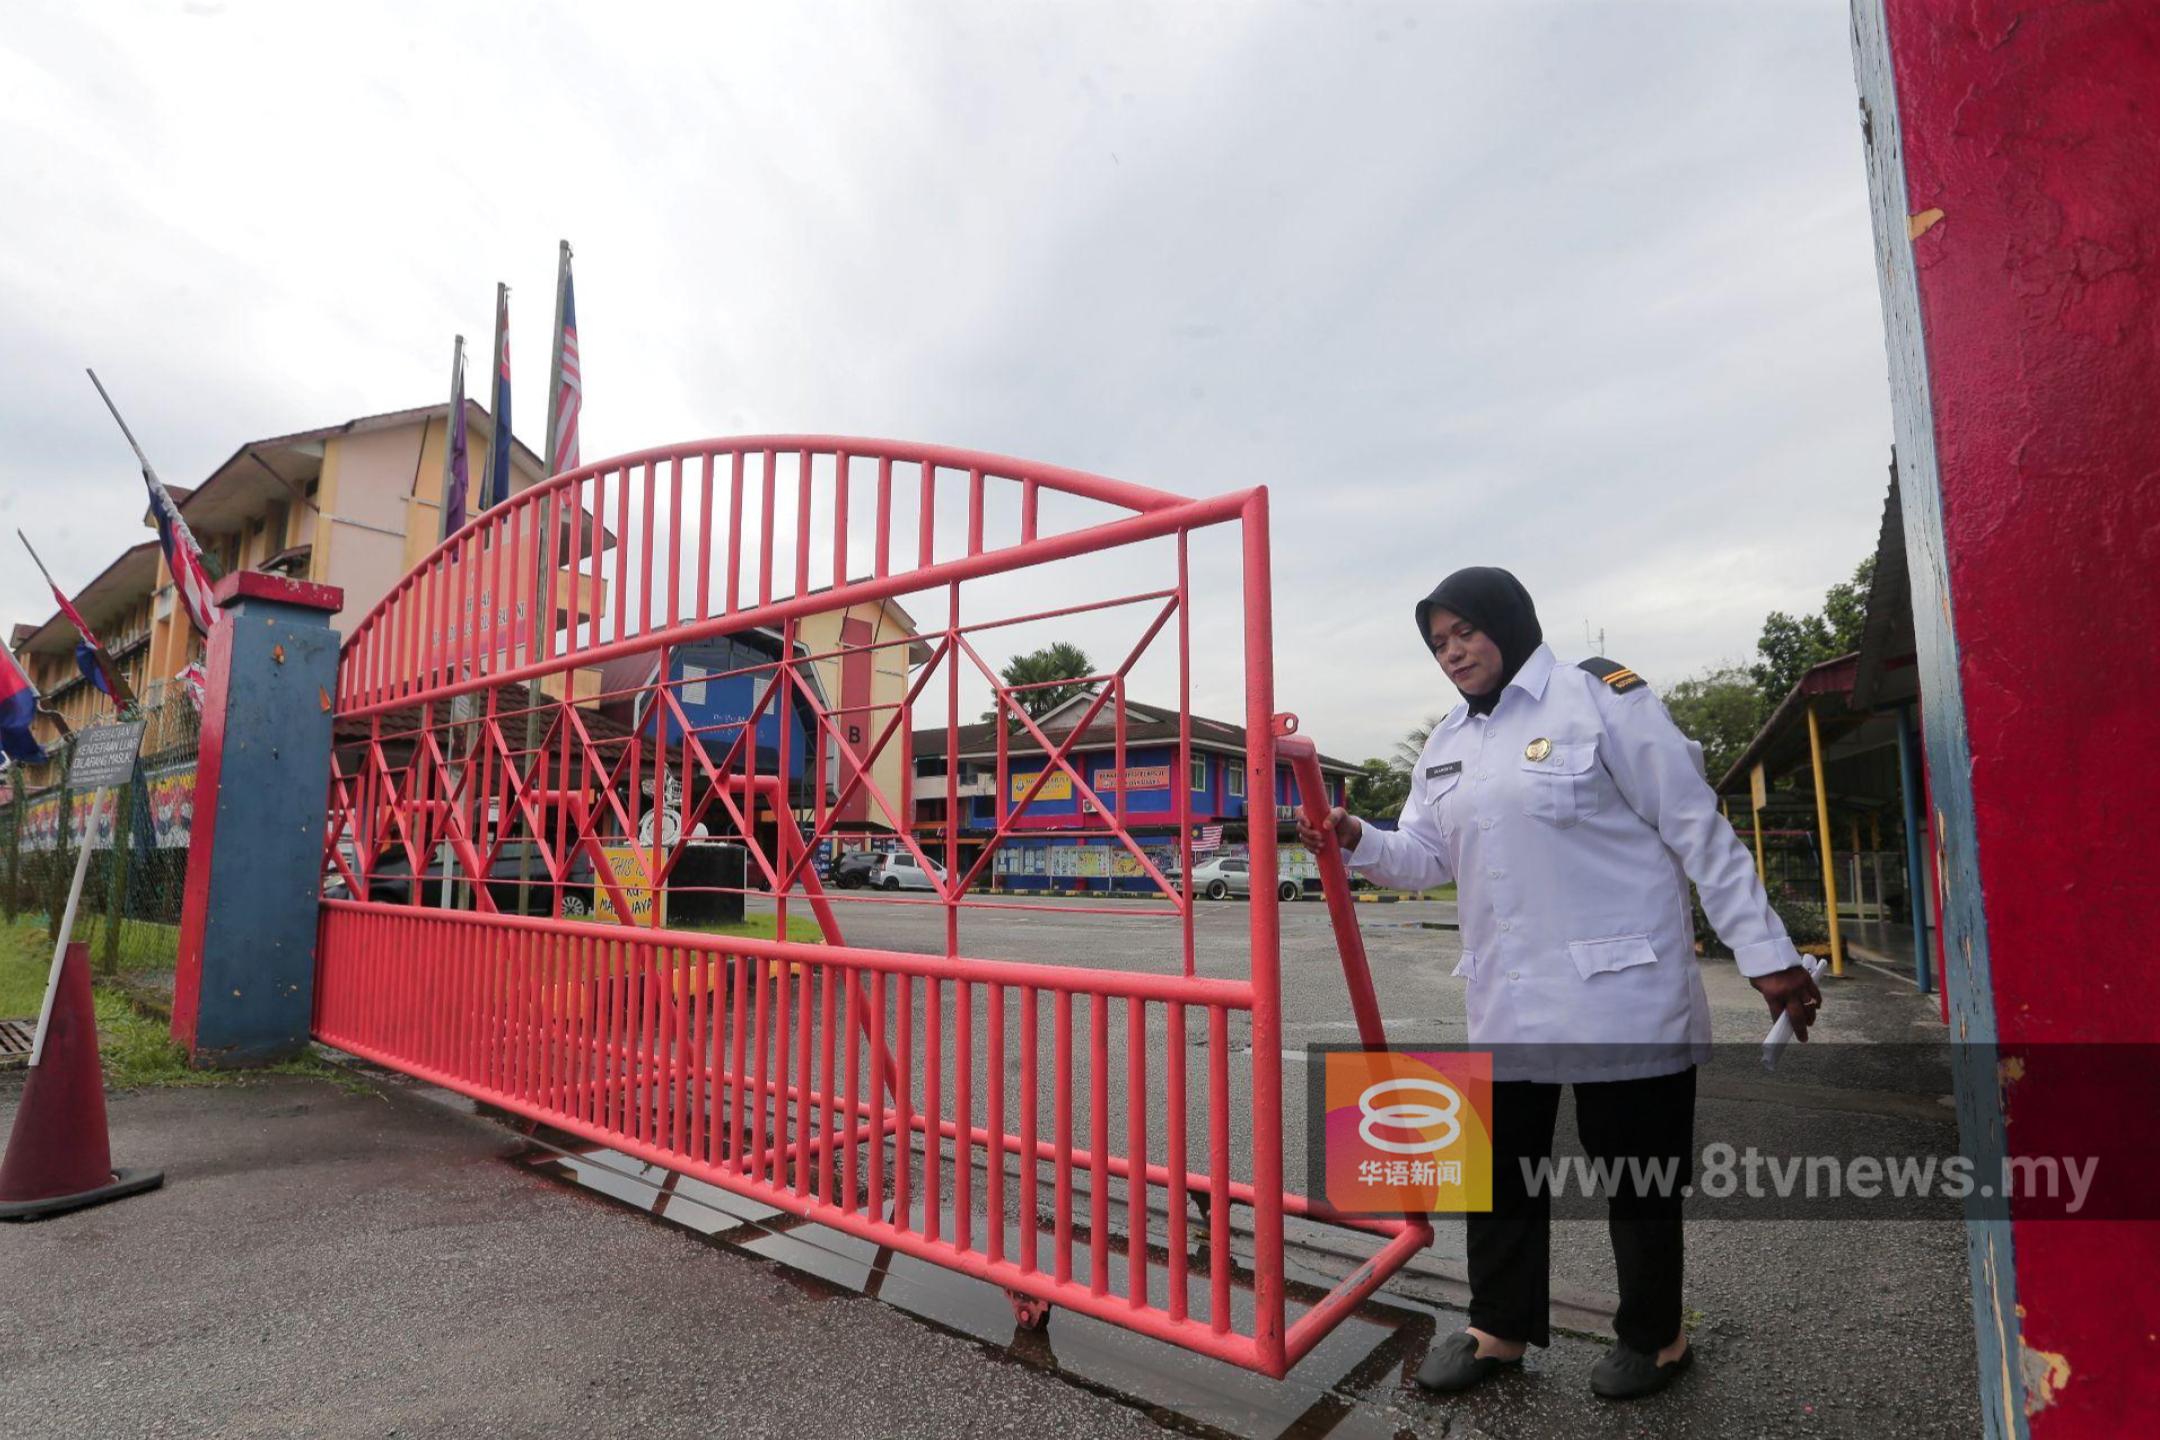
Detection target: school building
<box><xmin>909</xmin><ymin>694</ymin><xmax>1359</xmax><ymax>893</ymax></box>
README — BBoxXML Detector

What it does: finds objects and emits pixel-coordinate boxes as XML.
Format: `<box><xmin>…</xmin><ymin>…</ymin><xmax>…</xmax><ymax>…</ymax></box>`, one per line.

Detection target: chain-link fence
<box><xmin>2</xmin><ymin>697</ymin><xmax>202</xmax><ymax>991</ymax></box>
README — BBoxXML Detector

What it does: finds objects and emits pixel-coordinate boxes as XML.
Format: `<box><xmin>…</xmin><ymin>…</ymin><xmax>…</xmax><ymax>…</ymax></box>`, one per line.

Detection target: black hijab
<box><xmin>1414</xmin><ymin>566</ymin><xmax>1544</xmax><ymax>715</ymax></box>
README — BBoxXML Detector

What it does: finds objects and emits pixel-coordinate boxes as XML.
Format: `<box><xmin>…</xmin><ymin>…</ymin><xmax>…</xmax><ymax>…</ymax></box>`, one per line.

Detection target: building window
<box><xmin>1189</xmin><ymin>755</ymin><xmax>1207</xmax><ymax>790</ymax></box>
<box><xmin>1227</xmin><ymin>763</ymin><xmax>1245</xmax><ymax>798</ymax></box>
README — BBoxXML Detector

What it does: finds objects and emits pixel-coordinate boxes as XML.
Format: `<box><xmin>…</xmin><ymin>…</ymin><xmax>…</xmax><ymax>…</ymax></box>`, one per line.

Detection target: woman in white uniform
<box><xmin>1299</xmin><ymin>566</ymin><xmax>1822</xmax><ymax>1401</ymax></box>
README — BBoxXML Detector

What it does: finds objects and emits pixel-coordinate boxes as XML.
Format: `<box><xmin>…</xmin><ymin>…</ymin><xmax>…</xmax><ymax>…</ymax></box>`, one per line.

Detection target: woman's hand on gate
<box><xmin>1296</xmin><ymin>806</ymin><xmax>1361</xmax><ymax>857</ymax></box>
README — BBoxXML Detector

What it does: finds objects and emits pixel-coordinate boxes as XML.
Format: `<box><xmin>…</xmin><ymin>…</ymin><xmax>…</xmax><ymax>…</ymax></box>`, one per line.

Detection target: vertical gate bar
<box><xmin>867</xmin><ymin>968</ymin><xmax>886</xmax><ymax>1211</ymax></box>
<box><xmin>944</xmin><ymin>581</ymin><xmax>959</xmax><ymax>957</ymax></box>
<box><xmin>1177</xmin><ymin>531</ymin><xmax>1194</xmax><ymax>975</ymax></box>
<box><xmin>731</xmin><ymin>944</ymin><xmax>750</xmax><ymax>1170</ymax></box>
<box><xmin>487</xmin><ymin>511</ymin><xmax>506</xmax><ymax>676</ymax></box>
<box><xmin>774</xmin><ymin>923</ymin><xmax>794</xmax><ymax>1180</ymax></box>
<box><xmin>726</xmin><ymin>452</ymin><xmax>744</xmax><ymax>614</ymax></box>
<box><xmin>986</xmin><ymin>980</ymin><xmax>1004</xmax><ymax>1265</ymax></box>
<box><xmin>894</xmin><ymin>972</ymin><xmax>913</xmax><ymax>1228</ymax></box>
<box><xmin>966</xmin><ymin>467</ymin><xmax>984</xmax><ymax>556</ymax></box>
<box><xmin>1021</xmin><ymin>985</ymin><xmax>1039</xmax><ymax>1274</ymax></box>
<box><xmin>1126</xmin><ymin>997</ymin><xmax>1147</xmax><ymax>1309</ymax></box>
<box><xmin>758</xmin><ymin>450</ymin><xmax>776</xmax><ymax>608</ymax></box>
<box><xmin>954</xmin><ymin>976</ymin><xmax>973</xmax><ymax>1254</ymax></box>
<box><xmin>818</xmin><ymin>961</ymin><xmax>837</xmax><ymax>1206</ymax></box>
<box><xmin>1208</xmin><ymin>1005</ymin><xmax>1231</xmax><ymax>1333</ymax></box>
<box><xmin>691</xmin><ymin>948</ymin><xmax>708</xmax><ymax>1162</ymax></box>
<box><xmin>794</xmin><ymin>956</ymin><xmax>813</xmax><ymax>1192</ymax></box>
<box><xmin>644</xmin><ymin>938</ymin><xmax>662</xmax><ymax>1148</ymax></box>
<box><xmin>675</xmin><ymin>944</ymin><xmax>691</xmax><ymax>1155</ymax></box>
<box><xmin>1241</xmin><ymin>490</ymin><xmax>1286</xmax><ymax>1365</ymax></box>
<box><xmin>917</xmin><ymin>460</ymin><xmax>936</xmax><ymax>571</ymax></box>
<box><xmin>614</xmin><ymin>464</ymin><xmax>632</xmax><ymax>644</ymax></box>
<box><xmin>525</xmin><ymin>923</ymin><xmax>541</xmax><ymax>1110</ymax></box>
<box><xmin>696</xmin><ymin>453</ymin><xmax>715</xmax><ymax>620</ymax></box>
<box><xmin>571</xmin><ymin>934</ymin><xmax>588</xmax><ymax>1127</ymax></box>
<box><xmin>1166</xmin><ymin>999</ymin><xmax>1189</xmax><ymax>1322</ymax></box>
<box><xmin>585</xmin><ymin>471</ymin><xmax>604</xmax><ymax>652</ymax></box>
<box><xmin>843</xmin><ymin>962</ymin><xmax>862</xmax><ymax>1212</ymax></box>
<box><xmin>1053</xmin><ymin>989</ymin><xmax>1072</xmax><ymax>1286</ymax></box>
<box><xmin>639</xmin><ymin>461</ymin><xmax>655</xmax><ymax>637</ymax></box>
<box><xmin>924</xmin><ymin>978</ymin><xmax>943</xmax><ymax>1243</ymax></box>
<box><xmin>832</xmin><ymin>451</ymin><xmax>850</xmax><ymax>596</ymax></box>
<box><xmin>1020</xmin><ymin>476</ymin><xmax>1038</xmax><ymax>545</ymax></box>
<box><xmin>1089</xmin><ymin>993</ymin><xmax>1109</xmax><ymax>1296</ymax></box>
<box><xmin>874</xmin><ymin>457</ymin><xmax>891</xmax><ymax>579</ymax></box>
<box><xmin>794</xmin><ymin>449</ymin><xmax>813</xmax><ymax>600</ymax></box>
<box><xmin>596</xmin><ymin>935</ymin><xmax>615</xmax><ymax>1133</ymax></box>
<box><xmin>749</xmin><ymin>953</ymin><xmax>770</xmax><ymax>1180</ymax></box>
<box><xmin>667</xmin><ymin>456</ymin><xmax>683</xmax><ymax>631</ymax></box>
<box><xmin>541</xmin><ymin>491</ymin><xmax>561</xmax><ymax>671</ymax></box>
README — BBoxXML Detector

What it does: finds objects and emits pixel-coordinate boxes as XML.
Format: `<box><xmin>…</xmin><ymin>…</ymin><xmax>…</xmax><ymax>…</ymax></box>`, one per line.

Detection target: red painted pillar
<box><xmin>1853</xmin><ymin>4</ymin><xmax>2160</xmax><ymax>1435</ymax></box>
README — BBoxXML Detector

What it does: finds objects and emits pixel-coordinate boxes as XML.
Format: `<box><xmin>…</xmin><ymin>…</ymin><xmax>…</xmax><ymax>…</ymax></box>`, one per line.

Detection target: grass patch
<box><xmin>677</xmin><ymin>913</ymin><xmax>827</xmax><ymax>944</ymax></box>
<box><xmin>90</xmin><ymin>989</ymin><xmax>364</xmax><ymax>1092</ymax></box>
<box><xmin>1</xmin><ymin>917</ymin><xmax>54</xmax><ymax>1017</ymax></box>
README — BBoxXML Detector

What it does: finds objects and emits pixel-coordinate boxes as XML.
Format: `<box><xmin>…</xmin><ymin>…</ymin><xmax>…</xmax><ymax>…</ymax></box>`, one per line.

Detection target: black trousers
<box><xmin>1466</xmin><ymin>1065</ymin><xmax>1695</xmax><ymax>1353</ymax></box>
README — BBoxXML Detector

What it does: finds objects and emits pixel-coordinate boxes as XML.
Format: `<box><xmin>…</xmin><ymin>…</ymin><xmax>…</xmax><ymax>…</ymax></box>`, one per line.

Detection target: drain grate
<box><xmin>0</xmin><ymin>1018</ymin><xmax>34</xmax><ymax>1064</ymax></box>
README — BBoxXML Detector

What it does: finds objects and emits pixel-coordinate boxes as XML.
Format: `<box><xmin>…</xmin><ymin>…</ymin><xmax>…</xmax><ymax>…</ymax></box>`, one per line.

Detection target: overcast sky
<box><xmin>1</xmin><ymin>0</ymin><xmax>1892</xmax><ymax>762</ymax></box>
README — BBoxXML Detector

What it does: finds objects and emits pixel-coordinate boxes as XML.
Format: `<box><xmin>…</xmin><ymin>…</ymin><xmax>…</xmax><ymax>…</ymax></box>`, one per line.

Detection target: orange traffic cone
<box><xmin>0</xmin><ymin>941</ymin><xmax>162</xmax><ymax>1221</ymax></box>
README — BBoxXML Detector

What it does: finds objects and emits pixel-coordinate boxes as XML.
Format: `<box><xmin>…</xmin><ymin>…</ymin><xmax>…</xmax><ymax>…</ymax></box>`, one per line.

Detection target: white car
<box><xmin>1188</xmin><ymin>855</ymin><xmax>1302</xmax><ymax>903</ymax></box>
<box><xmin>864</xmin><ymin>851</ymin><xmax>946</xmax><ymax>892</ymax></box>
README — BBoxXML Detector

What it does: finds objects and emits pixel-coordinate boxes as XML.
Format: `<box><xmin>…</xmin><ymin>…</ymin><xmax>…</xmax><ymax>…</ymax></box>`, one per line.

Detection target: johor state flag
<box><xmin>1</xmin><ymin>645</ymin><xmax>47</xmax><ymax>765</ymax></box>
<box><xmin>143</xmin><ymin>458</ymin><xmax>220</xmax><ymax>636</ymax></box>
<box><xmin>442</xmin><ymin>341</ymin><xmax>472</xmax><ymax>539</ymax></box>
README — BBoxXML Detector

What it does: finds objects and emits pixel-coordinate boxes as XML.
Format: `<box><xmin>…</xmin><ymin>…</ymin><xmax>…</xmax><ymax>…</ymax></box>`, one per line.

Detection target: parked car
<box><xmin>323</xmin><ymin>839</ymin><xmax>596</xmax><ymax>914</ymax></box>
<box><xmin>861</xmin><ymin>851</ymin><xmax>945</xmax><ymax>892</ymax></box>
<box><xmin>830</xmin><ymin>851</ymin><xmax>886</xmax><ymax>889</ymax></box>
<box><xmin>1189</xmin><ymin>855</ymin><xmax>1301</xmax><ymax>903</ymax></box>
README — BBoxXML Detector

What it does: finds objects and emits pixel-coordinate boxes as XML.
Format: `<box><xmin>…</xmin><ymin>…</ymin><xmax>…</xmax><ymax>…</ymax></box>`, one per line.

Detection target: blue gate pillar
<box><xmin>171</xmin><ymin>572</ymin><xmax>344</xmax><ymax>1066</ymax></box>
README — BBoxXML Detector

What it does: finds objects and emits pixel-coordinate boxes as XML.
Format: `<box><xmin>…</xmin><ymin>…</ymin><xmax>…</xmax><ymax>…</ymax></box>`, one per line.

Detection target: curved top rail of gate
<box><xmin>335</xmin><ymin>435</ymin><xmax>1242</xmax><ymax>713</ymax></box>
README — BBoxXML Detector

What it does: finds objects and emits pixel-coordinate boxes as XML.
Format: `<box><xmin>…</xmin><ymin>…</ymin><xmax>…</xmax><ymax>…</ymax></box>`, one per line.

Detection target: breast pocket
<box><xmin>1423</xmin><ymin>767</ymin><xmax>1464</xmax><ymax>837</ymax></box>
<box><xmin>1520</xmin><ymin>739</ymin><xmax>1602</xmax><ymax>828</ymax></box>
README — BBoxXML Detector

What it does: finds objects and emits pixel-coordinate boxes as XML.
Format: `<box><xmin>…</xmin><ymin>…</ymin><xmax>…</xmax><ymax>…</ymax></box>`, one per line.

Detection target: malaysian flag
<box><xmin>0</xmin><ymin>644</ymin><xmax>46</xmax><ymax>764</ymax></box>
<box><xmin>55</xmin><ymin>587</ymin><xmax>133</xmax><ymax>708</ymax></box>
<box><xmin>1193</xmin><ymin>824</ymin><xmax>1225</xmax><ymax>853</ymax></box>
<box><xmin>144</xmin><ymin>453</ymin><xmax>219</xmax><ymax>637</ymax></box>
<box><xmin>549</xmin><ymin>255</ymin><xmax>581</xmax><ymax>473</ymax></box>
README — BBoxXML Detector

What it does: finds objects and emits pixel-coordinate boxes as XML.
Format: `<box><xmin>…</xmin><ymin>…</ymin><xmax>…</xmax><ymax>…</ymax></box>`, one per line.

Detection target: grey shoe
<box><xmin>1589</xmin><ymin>1342</ymin><xmax>1692</xmax><ymax>1400</ymax></box>
<box><xmin>1415</xmin><ymin>1331</ymin><xmax>1524</xmax><ymax>1394</ymax></box>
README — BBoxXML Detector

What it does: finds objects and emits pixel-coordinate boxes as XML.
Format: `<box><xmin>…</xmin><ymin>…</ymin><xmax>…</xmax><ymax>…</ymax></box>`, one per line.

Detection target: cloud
<box><xmin>0</xmin><ymin>0</ymin><xmax>1890</xmax><ymax>761</ymax></box>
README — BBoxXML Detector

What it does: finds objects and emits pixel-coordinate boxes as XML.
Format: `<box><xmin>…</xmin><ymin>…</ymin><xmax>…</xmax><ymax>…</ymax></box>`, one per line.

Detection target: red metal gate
<box><xmin>313</xmin><ymin>437</ymin><xmax>1428</xmax><ymax>1375</ymax></box>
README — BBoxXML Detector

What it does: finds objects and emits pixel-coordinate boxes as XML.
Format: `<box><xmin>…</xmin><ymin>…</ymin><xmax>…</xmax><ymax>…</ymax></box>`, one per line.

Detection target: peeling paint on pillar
<box><xmin>171</xmin><ymin>571</ymin><xmax>344</xmax><ymax>1067</ymax></box>
<box><xmin>1852</xmin><ymin>3</ymin><xmax>2160</xmax><ymax>1436</ymax></box>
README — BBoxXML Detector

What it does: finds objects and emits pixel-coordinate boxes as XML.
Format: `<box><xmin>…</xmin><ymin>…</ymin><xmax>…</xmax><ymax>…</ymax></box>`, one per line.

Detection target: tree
<box><xmin>1346</xmin><ymin>757</ymin><xmax>1409</xmax><ymax>820</ymax></box>
<box><xmin>1392</xmin><ymin>717</ymin><xmax>1445</xmax><ymax>773</ymax></box>
<box><xmin>984</xmin><ymin>642</ymin><xmax>1094</xmax><ymax>724</ymax></box>
<box><xmin>1750</xmin><ymin>556</ymin><xmax>1876</xmax><ymax>703</ymax></box>
<box><xmin>1662</xmin><ymin>665</ymin><xmax>1763</xmax><ymax>785</ymax></box>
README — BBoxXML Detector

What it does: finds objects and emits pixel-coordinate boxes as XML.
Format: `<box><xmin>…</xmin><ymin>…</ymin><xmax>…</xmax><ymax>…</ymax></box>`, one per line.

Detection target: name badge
<box><xmin>1425</xmin><ymin>761</ymin><xmax>1462</xmax><ymax>779</ymax></box>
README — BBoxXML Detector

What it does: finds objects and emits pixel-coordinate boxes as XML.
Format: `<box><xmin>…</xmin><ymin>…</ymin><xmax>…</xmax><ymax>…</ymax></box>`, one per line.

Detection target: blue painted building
<box><xmin>911</xmin><ymin>694</ymin><xmax>1359</xmax><ymax>892</ymax></box>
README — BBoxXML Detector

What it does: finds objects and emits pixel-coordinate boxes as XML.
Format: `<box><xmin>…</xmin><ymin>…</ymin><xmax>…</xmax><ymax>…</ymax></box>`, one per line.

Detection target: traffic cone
<box><xmin>0</xmin><ymin>941</ymin><xmax>162</xmax><ymax>1221</ymax></box>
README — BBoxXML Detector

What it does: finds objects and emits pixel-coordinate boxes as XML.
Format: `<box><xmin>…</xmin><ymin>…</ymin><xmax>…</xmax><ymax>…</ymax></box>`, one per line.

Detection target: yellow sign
<box><xmin>1750</xmin><ymin>763</ymin><xmax>1768</xmax><ymax>812</ymax></box>
<box><xmin>1010</xmin><ymin>770</ymin><xmax>1073</xmax><ymax>802</ymax></box>
<box><xmin>594</xmin><ymin>846</ymin><xmax>665</xmax><ymax>925</ymax></box>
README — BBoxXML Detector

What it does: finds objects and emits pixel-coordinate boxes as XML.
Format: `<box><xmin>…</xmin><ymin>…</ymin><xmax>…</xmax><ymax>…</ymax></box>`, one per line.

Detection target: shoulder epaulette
<box><xmin>1578</xmin><ymin>657</ymin><xmax>1648</xmax><ymax>694</ymax></box>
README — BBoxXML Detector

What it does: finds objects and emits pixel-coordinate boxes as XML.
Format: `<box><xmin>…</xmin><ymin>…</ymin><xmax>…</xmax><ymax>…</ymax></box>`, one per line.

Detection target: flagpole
<box><xmin>520</xmin><ymin>241</ymin><xmax>574</xmax><ymax>916</ymax></box>
<box><xmin>86</xmin><ymin>369</ymin><xmax>209</xmax><ymax>562</ymax></box>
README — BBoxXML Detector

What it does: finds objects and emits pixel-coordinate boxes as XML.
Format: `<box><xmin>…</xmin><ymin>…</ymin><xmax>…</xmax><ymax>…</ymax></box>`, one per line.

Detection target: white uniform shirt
<box><xmin>1345</xmin><ymin>644</ymin><xmax>1801</xmax><ymax>1079</ymax></box>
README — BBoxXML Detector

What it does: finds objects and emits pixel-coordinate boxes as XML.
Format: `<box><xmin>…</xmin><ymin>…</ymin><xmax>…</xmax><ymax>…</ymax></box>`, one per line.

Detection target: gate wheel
<box><xmin>1005</xmin><ymin>1288</ymin><xmax>1052</xmax><ymax>1331</ymax></box>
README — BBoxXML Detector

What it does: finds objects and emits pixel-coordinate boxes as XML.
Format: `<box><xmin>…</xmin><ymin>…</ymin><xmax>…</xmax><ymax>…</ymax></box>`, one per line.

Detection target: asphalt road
<box><xmin>0</xmin><ymin>894</ymin><xmax>1980</xmax><ymax>1437</ymax></box>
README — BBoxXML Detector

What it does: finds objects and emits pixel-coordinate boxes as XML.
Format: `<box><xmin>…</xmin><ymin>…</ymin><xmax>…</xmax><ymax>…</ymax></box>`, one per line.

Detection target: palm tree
<box><xmin>1392</xmin><ymin>717</ymin><xmax>1445</xmax><ymax>773</ymax></box>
